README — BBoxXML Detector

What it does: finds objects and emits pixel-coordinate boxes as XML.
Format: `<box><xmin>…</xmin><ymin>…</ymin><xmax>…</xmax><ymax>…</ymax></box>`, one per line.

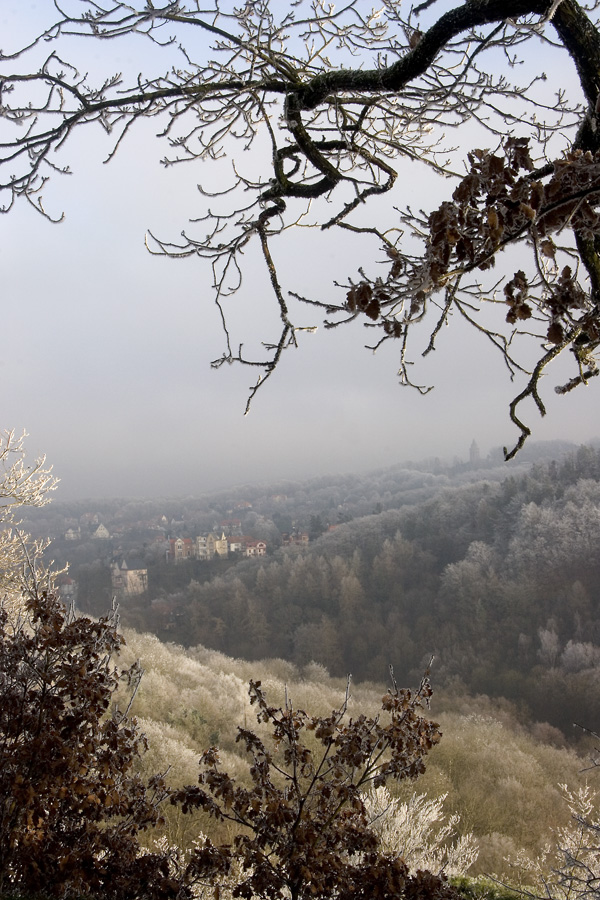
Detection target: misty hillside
<box><xmin>116</xmin><ymin>628</ymin><xmax>595</xmax><ymax>879</ymax></box>
<box><xmin>8</xmin><ymin>439</ymin><xmax>600</xmax><ymax>897</ymax></box>
<box><xmin>121</xmin><ymin>445</ymin><xmax>600</xmax><ymax>733</ymax></box>
<box><xmin>28</xmin><ymin>441</ymin><xmax>600</xmax><ymax>734</ymax></box>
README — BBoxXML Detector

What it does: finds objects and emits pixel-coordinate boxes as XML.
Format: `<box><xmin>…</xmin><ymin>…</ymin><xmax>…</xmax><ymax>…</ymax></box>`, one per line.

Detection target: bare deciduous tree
<box><xmin>3</xmin><ymin>1</ymin><xmax>600</xmax><ymax>453</ymax></box>
<box><xmin>511</xmin><ymin>784</ymin><xmax>600</xmax><ymax>900</ymax></box>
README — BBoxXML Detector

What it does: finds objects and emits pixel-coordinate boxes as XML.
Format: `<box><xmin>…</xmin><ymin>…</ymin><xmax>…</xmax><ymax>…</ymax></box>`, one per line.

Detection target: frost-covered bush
<box><xmin>511</xmin><ymin>785</ymin><xmax>600</xmax><ymax>898</ymax></box>
<box><xmin>364</xmin><ymin>786</ymin><xmax>478</xmax><ymax>876</ymax></box>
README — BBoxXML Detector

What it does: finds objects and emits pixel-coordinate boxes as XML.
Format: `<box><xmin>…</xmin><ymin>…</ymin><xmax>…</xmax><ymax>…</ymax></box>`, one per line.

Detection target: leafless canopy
<box><xmin>3</xmin><ymin>0</ymin><xmax>600</xmax><ymax>455</ymax></box>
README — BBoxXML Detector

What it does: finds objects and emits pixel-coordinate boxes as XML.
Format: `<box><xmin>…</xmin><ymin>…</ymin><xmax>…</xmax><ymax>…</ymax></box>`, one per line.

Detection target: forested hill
<box><xmin>31</xmin><ymin>441</ymin><xmax>600</xmax><ymax>735</ymax></box>
<box><xmin>97</xmin><ymin>443</ymin><xmax>599</xmax><ymax>736</ymax></box>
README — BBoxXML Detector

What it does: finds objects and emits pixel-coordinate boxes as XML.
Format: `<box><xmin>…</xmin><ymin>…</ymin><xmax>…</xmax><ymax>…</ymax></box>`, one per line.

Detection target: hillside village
<box><xmin>24</xmin><ymin>444</ymin><xmax>560</xmax><ymax>610</ymax></box>
<box><xmin>21</xmin><ymin>440</ymin><xmax>600</xmax><ymax>739</ymax></box>
<box><xmin>23</xmin><ymin>441</ymin><xmax>563</xmax><ymax>624</ymax></box>
<box><xmin>107</xmin><ymin>531</ymin><xmax>271</xmax><ymax>600</ymax></box>
<box><xmin>51</xmin><ymin>507</ymin><xmax>313</xmax><ymax>602</ymax></box>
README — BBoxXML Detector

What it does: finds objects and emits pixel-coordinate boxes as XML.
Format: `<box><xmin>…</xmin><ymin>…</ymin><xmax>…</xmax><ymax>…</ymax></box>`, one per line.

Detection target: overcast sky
<box><xmin>1</xmin><ymin>2</ymin><xmax>597</xmax><ymax>500</ymax></box>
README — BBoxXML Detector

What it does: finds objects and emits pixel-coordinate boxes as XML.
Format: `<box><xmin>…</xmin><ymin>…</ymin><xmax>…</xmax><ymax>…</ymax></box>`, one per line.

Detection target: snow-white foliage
<box><xmin>121</xmin><ymin>630</ymin><xmax>381</xmax><ymax>756</ymax></box>
<box><xmin>0</xmin><ymin>429</ymin><xmax>58</xmax><ymax>604</ymax></box>
<box><xmin>151</xmin><ymin>834</ymin><xmax>246</xmax><ymax>900</ymax></box>
<box><xmin>0</xmin><ymin>430</ymin><xmax>56</xmax><ymax>513</ymax></box>
<box><xmin>511</xmin><ymin>784</ymin><xmax>600</xmax><ymax>898</ymax></box>
<box><xmin>364</xmin><ymin>786</ymin><xmax>478</xmax><ymax>877</ymax></box>
<box><xmin>538</xmin><ymin>627</ymin><xmax>561</xmax><ymax>668</ymax></box>
<box><xmin>560</xmin><ymin>640</ymin><xmax>600</xmax><ymax>674</ymax></box>
<box><xmin>507</xmin><ymin>485</ymin><xmax>600</xmax><ymax>580</ymax></box>
<box><xmin>118</xmin><ymin>631</ymin><xmax>250</xmax><ymax>755</ymax></box>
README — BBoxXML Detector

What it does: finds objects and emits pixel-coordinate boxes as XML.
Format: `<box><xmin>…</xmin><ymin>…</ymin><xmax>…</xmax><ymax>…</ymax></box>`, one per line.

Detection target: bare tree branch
<box><xmin>2</xmin><ymin>0</ymin><xmax>600</xmax><ymax>452</ymax></box>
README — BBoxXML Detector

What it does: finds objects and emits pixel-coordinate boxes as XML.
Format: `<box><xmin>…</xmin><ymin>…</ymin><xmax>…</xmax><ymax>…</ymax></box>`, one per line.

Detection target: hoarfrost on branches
<box><xmin>4</xmin><ymin>0</ymin><xmax>600</xmax><ymax>451</ymax></box>
<box><xmin>364</xmin><ymin>786</ymin><xmax>479</xmax><ymax>877</ymax></box>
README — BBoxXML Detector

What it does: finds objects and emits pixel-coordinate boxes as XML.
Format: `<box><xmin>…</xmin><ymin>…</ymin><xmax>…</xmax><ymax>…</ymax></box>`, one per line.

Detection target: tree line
<box><xmin>3</xmin><ymin>429</ymin><xmax>600</xmax><ymax>899</ymax></box>
<box><xmin>111</xmin><ymin>445</ymin><xmax>600</xmax><ymax>735</ymax></box>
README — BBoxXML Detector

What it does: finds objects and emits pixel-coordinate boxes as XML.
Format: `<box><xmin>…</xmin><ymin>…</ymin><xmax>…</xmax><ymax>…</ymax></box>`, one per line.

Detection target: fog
<box><xmin>2</xmin><ymin>3</ymin><xmax>596</xmax><ymax>499</ymax></box>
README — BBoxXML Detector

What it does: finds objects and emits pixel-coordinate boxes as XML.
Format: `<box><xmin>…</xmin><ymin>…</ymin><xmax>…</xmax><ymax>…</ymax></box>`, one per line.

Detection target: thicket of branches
<box><xmin>0</xmin><ymin>431</ymin><xmax>182</xmax><ymax>898</ymax></box>
<box><xmin>4</xmin><ymin>1</ymin><xmax>600</xmax><ymax>453</ymax></box>
<box><xmin>0</xmin><ymin>593</ymin><xmax>180</xmax><ymax>899</ymax></box>
<box><xmin>118</xmin><ymin>624</ymin><xmax>598</xmax><ymax>877</ymax></box>
<box><xmin>172</xmin><ymin>676</ymin><xmax>457</xmax><ymax>900</ymax></box>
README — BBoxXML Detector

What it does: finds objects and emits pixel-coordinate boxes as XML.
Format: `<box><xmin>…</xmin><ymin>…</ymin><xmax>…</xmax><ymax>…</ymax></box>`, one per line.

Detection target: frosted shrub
<box><xmin>364</xmin><ymin>786</ymin><xmax>479</xmax><ymax>877</ymax></box>
<box><xmin>511</xmin><ymin>785</ymin><xmax>600</xmax><ymax>898</ymax></box>
<box><xmin>121</xmin><ymin>631</ymin><xmax>249</xmax><ymax>752</ymax></box>
<box><xmin>136</xmin><ymin>718</ymin><xmax>200</xmax><ymax>786</ymax></box>
<box><xmin>257</xmin><ymin>657</ymin><xmax>299</xmax><ymax>683</ymax></box>
<box><xmin>151</xmin><ymin>835</ymin><xmax>245</xmax><ymax>900</ymax></box>
<box><xmin>302</xmin><ymin>661</ymin><xmax>331</xmax><ymax>683</ymax></box>
<box><xmin>0</xmin><ymin>429</ymin><xmax>58</xmax><ymax>604</ymax></box>
<box><xmin>560</xmin><ymin>641</ymin><xmax>600</xmax><ymax>674</ymax></box>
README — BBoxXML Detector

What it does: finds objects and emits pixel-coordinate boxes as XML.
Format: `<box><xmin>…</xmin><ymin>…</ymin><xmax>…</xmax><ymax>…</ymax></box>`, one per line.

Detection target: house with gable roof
<box><xmin>168</xmin><ymin>537</ymin><xmax>194</xmax><ymax>563</ymax></box>
<box><xmin>110</xmin><ymin>560</ymin><xmax>148</xmax><ymax>598</ymax></box>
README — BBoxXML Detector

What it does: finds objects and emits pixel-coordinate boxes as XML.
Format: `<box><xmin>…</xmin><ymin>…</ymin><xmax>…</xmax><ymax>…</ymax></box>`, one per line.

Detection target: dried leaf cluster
<box><xmin>0</xmin><ymin>591</ymin><xmax>180</xmax><ymax>899</ymax></box>
<box><xmin>330</xmin><ymin>136</ymin><xmax>600</xmax><ymax>455</ymax></box>
<box><xmin>173</xmin><ymin>677</ymin><xmax>457</xmax><ymax>900</ymax></box>
<box><xmin>345</xmin><ymin>139</ymin><xmax>600</xmax><ymax>347</ymax></box>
